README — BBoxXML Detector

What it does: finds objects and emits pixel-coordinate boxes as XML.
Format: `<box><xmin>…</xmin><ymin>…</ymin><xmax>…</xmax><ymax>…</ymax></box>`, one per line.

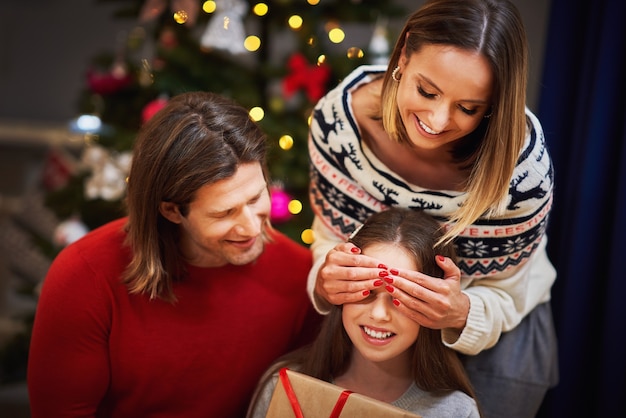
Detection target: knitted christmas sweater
<box><xmin>28</xmin><ymin>218</ymin><xmax>320</xmax><ymax>418</ymax></box>
<box><xmin>307</xmin><ymin>65</ymin><xmax>556</xmax><ymax>355</ymax></box>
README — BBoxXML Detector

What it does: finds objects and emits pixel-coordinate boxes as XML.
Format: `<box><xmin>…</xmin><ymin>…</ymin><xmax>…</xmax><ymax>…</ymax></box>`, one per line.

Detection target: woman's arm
<box><xmin>308</xmin><ymin>217</ymin><xmax>387</xmax><ymax>313</ymax></box>
<box><xmin>389</xmin><ymin>236</ymin><xmax>555</xmax><ymax>355</ymax></box>
<box><xmin>445</xmin><ymin>237</ymin><xmax>555</xmax><ymax>354</ymax></box>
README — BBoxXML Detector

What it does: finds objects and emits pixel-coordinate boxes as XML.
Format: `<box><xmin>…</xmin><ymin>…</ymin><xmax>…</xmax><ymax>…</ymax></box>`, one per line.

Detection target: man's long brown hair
<box><xmin>122</xmin><ymin>92</ymin><xmax>268</xmax><ymax>302</ymax></box>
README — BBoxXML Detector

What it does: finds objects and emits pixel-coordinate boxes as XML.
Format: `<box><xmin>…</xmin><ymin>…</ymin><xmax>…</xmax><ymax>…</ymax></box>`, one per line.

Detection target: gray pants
<box><xmin>460</xmin><ymin>302</ymin><xmax>559</xmax><ymax>418</ymax></box>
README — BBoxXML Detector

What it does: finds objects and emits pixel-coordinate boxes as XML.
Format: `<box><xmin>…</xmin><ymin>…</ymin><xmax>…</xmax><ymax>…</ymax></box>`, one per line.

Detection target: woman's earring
<box><xmin>484</xmin><ymin>108</ymin><xmax>493</xmax><ymax>118</ymax></box>
<box><xmin>391</xmin><ymin>66</ymin><xmax>401</xmax><ymax>82</ymax></box>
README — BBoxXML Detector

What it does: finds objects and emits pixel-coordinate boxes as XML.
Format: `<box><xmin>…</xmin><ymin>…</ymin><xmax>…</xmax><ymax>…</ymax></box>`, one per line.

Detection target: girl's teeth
<box><xmin>363</xmin><ymin>326</ymin><xmax>394</xmax><ymax>339</ymax></box>
<box><xmin>419</xmin><ymin>119</ymin><xmax>441</xmax><ymax>135</ymax></box>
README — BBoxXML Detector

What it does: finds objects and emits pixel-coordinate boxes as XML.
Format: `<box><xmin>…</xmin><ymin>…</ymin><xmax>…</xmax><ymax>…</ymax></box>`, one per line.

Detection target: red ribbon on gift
<box><xmin>279</xmin><ymin>368</ymin><xmax>353</xmax><ymax>418</ymax></box>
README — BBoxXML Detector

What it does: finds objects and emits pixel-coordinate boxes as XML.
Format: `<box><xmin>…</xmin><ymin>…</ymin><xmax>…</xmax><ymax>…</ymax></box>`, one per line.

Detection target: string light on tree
<box><xmin>249</xmin><ymin>106</ymin><xmax>265</xmax><ymax>122</ymax></box>
<box><xmin>301</xmin><ymin>229</ymin><xmax>315</xmax><ymax>245</ymax></box>
<box><xmin>288</xmin><ymin>199</ymin><xmax>303</xmax><ymax>215</ymax></box>
<box><xmin>173</xmin><ymin>10</ymin><xmax>188</xmax><ymax>24</ymax></box>
<box><xmin>202</xmin><ymin>1</ymin><xmax>216</xmax><ymax>13</ymax></box>
<box><xmin>45</xmin><ymin>0</ymin><xmax>408</xmax><ymax>251</ymax></box>
<box><xmin>288</xmin><ymin>15</ymin><xmax>303</xmax><ymax>30</ymax></box>
<box><xmin>328</xmin><ymin>27</ymin><xmax>345</xmax><ymax>44</ymax></box>
<box><xmin>278</xmin><ymin>135</ymin><xmax>294</xmax><ymax>150</ymax></box>
<box><xmin>252</xmin><ymin>3</ymin><xmax>269</xmax><ymax>16</ymax></box>
<box><xmin>347</xmin><ymin>47</ymin><xmax>364</xmax><ymax>59</ymax></box>
<box><xmin>244</xmin><ymin>35</ymin><xmax>261</xmax><ymax>52</ymax></box>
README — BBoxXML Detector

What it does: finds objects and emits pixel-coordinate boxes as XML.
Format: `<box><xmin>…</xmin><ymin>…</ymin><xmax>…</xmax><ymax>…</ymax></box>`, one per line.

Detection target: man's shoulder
<box><xmin>264</xmin><ymin>230</ymin><xmax>311</xmax><ymax>262</ymax></box>
<box><xmin>54</xmin><ymin>218</ymin><xmax>129</xmax><ymax>265</ymax></box>
<box><xmin>266</xmin><ymin>230</ymin><xmax>309</xmax><ymax>252</ymax></box>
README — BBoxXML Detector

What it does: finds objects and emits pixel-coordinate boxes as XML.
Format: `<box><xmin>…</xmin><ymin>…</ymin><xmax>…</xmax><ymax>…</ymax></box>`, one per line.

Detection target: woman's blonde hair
<box><xmin>122</xmin><ymin>92</ymin><xmax>269</xmax><ymax>302</ymax></box>
<box><xmin>381</xmin><ymin>0</ymin><xmax>529</xmax><ymax>244</ymax></box>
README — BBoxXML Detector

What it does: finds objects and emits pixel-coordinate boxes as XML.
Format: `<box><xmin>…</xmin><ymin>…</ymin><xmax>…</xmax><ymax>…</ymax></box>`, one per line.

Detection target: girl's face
<box><xmin>396</xmin><ymin>43</ymin><xmax>493</xmax><ymax>152</ymax></box>
<box><xmin>342</xmin><ymin>242</ymin><xmax>420</xmax><ymax>364</ymax></box>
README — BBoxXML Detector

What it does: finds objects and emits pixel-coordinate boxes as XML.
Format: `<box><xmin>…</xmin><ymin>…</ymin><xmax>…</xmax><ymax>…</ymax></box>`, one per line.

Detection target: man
<box><xmin>27</xmin><ymin>92</ymin><xmax>321</xmax><ymax>418</ymax></box>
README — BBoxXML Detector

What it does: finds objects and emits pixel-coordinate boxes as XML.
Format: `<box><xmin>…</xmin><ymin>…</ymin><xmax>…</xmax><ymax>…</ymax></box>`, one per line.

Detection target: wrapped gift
<box><xmin>266</xmin><ymin>368</ymin><xmax>421</xmax><ymax>418</ymax></box>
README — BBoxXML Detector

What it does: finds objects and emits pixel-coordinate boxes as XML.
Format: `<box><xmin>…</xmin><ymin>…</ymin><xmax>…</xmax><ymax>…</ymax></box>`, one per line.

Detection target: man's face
<box><xmin>169</xmin><ymin>162</ymin><xmax>271</xmax><ymax>268</ymax></box>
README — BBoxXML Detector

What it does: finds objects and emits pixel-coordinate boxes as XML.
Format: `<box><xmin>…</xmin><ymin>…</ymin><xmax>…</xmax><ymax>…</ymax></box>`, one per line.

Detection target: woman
<box><xmin>307</xmin><ymin>1</ymin><xmax>558</xmax><ymax>417</ymax></box>
<box><xmin>248</xmin><ymin>208</ymin><xmax>481</xmax><ymax>418</ymax></box>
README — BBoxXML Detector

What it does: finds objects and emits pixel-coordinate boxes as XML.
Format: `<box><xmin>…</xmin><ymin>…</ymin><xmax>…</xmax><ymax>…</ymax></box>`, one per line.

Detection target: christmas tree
<box><xmin>44</xmin><ymin>0</ymin><xmax>407</xmax><ymax>246</ymax></box>
<box><xmin>1</xmin><ymin>0</ymin><xmax>411</xmax><ymax>386</ymax></box>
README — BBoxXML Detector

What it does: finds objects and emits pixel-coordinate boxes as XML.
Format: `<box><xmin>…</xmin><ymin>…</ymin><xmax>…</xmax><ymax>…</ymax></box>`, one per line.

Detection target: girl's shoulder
<box><xmin>394</xmin><ymin>383</ymin><xmax>480</xmax><ymax>418</ymax></box>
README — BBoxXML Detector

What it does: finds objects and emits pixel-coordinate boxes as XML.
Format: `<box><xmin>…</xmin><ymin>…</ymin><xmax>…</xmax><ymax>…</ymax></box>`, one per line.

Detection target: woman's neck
<box><xmin>333</xmin><ymin>349</ymin><xmax>413</xmax><ymax>403</ymax></box>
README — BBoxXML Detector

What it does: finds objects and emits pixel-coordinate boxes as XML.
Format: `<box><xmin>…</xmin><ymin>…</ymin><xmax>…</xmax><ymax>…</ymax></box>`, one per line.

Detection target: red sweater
<box><xmin>28</xmin><ymin>218</ymin><xmax>320</xmax><ymax>418</ymax></box>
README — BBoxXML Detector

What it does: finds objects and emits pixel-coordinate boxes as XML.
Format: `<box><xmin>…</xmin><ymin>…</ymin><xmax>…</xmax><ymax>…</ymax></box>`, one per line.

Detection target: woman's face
<box><xmin>396</xmin><ymin>43</ymin><xmax>493</xmax><ymax>152</ymax></box>
<box><xmin>342</xmin><ymin>242</ymin><xmax>420</xmax><ymax>364</ymax></box>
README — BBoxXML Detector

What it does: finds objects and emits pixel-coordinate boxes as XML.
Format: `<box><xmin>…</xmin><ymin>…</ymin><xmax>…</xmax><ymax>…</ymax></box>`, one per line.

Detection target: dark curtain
<box><xmin>536</xmin><ymin>0</ymin><xmax>626</xmax><ymax>416</ymax></box>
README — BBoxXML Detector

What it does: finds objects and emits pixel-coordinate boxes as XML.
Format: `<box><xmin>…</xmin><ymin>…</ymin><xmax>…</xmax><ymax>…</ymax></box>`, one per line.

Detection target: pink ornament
<box><xmin>270</xmin><ymin>186</ymin><xmax>292</xmax><ymax>223</ymax></box>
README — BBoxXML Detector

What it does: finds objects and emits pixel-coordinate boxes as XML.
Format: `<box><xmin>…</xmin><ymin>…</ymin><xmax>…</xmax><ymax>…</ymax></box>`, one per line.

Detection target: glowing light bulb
<box><xmin>288</xmin><ymin>199</ymin><xmax>303</xmax><ymax>215</ymax></box>
<box><xmin>347</xmin><ymin>47</ymin><xmax>364</xmax><ymax>59</ymax></box>
<box><xmin>173</xmin><ymin>10</ymin><xmax>188</xmax><ymax>24</ymax></box>
<box><xmin>203</xmin><ymin>1</ymin><xmax>216</xmax><ymax>13</ymax></box>
<box><xmin>244</xmin><ymin>36</ymin><xmax>261</xmax><ymax>51</ymax></box>
<box><xmin>288</xmin><ymin>15</ymin><xmax>303</xmax><ymax>30</ymax></box>
<box><xmin>279</xmin><ymin>135</ymin><xmax>294</xmax><ymax>150</ymax></box>
<box><xmin>249</xmin><ymin>106</ymin><xmax>265</xmax><ymax>121</ymax></box>
<box><xmin>253</xmin><ymin>3</ymin><xmax>268</xmax><ymax>16</ymax></box>
<box><xmin>301</xmin><ymin>229</ymin><xmax>315</xmax><ymax>245</ymax></box>
<box><xmin>328</xmin><ymin>28</ymin><xmax>345</xmax><ymax>43</ymax></box>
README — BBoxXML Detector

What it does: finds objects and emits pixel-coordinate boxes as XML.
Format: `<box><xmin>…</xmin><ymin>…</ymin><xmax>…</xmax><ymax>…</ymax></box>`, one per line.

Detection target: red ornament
<box><xmin>41</xmin><ymin>149</ymin><xmax>76</xmax><ymax>191</ymax></box>
<box><xmin>86</xmin><ymin>65</ymin><xmax>133</xmax><ymax>96</ymax></box>
<box><xmin>282</xmin><ymin>53</ymin><xmax>331</xmax><ymax>103</ymax></box>
<box><xmin>141</xmin><ymin>97</ymin><xmax>169</xmax><ymax>124</ymax></box>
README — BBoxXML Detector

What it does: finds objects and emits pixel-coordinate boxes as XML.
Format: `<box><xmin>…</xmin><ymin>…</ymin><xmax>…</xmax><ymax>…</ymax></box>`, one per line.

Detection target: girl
<box><xmin>248</xmin><ymin>208</ymin><xmax>480</xmax><ymax>417</ymax></box>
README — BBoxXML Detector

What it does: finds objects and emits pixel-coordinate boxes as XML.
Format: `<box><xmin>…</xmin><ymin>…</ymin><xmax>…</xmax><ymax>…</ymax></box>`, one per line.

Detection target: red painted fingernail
<box><xmin>390</xmin><ymin>268</ymin><xmax>399</xmax><ymax>275</ymax></box>
<box><xmin>362</xmin><ymin>290</ymin><xmax>370</xmax><ymax>296</ymax></box>
<box><xmin>378</xmin><ymin>270</ymin><xmax>389</xmax><ymax>277</ymax></box>
<box><xmin>436</xmin><ymin>255</ymin><xmax>445</xmax><ymax>262</ymax></box>
<box><xmin>393</xmin><ymin>299</ymin><xmax>401</xmax><ymax>307</ymax></box>
<box><xmin>385</xmin><ymin>285</ymin><xmax>394</xmax><ymax>293</ymax></box>
<box><xmin>384</xmin><ymin>277</ymin><xmax>393</xmax><ymax>284</ymax></box>
<box><xmin>351</xmin><ymin>247</ymin><xmax>360</xmax><ymax>253</ymax></box>
<box><xmin>377</xmin><ymin>263</ymin><xmax>387</xmax><ymax>269</ymax></box>
<box><xmin>373</xmin><ymin>279</ymin><xmax>384</xmax><ymax>286</ymax></box>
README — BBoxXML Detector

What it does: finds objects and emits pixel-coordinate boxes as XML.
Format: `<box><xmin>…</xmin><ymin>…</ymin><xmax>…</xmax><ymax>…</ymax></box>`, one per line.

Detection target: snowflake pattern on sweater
<box><xmin>309</xmin><ymin>65</ymin><xmax>554</xmax><ymax>278</ymax></box>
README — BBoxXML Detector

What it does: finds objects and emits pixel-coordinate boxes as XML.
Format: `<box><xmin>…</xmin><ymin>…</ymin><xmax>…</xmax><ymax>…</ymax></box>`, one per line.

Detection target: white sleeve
<box><xmin>442</xmin><ymin>236</ymin><xmax>556</xmax><ymax>355</ymax></box>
